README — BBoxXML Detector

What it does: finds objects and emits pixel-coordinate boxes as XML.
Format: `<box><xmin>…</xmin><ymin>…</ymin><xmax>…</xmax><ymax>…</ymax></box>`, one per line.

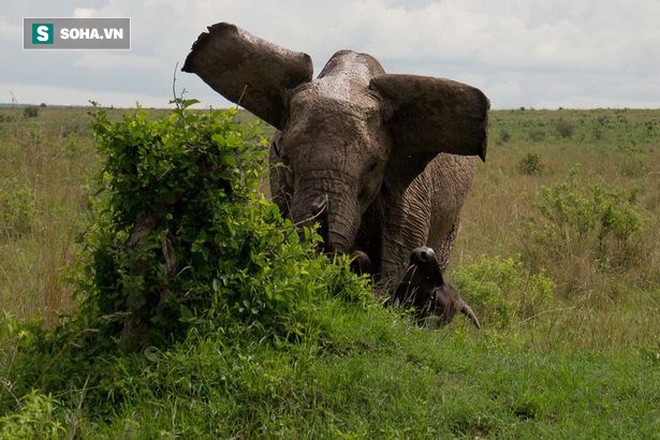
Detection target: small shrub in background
<box><xmin>23</xmin><ymin>106</ymin><xmax>39</xmax><ymax>118</ymax></box>
<box><xmin>524</xmin><ymin>181</ymin><xmax>651</xmax><ymax>297</ymax></box>
<box><xmin>531</xmin><ymin>183</ymin><xmax>646</xmax><ymax>255</ymax></box>
<box><xmin>499</xmin><ymin>130</ymin><xmax>511</xmax><ymax>143</ymax></box>
<box><xmin>518</xmin><ymin>153</ymin><xmax>543</xmax><ymax>175</ymax></box>
<box><xmin>555</xmin><ymin>118</ymin><xmax>574</xmax><ymax>138</ymax></box>
<box><xmin>452</xmin><ymin>255</ymin><xmax>554</xmax><ymax>329</ymax></box>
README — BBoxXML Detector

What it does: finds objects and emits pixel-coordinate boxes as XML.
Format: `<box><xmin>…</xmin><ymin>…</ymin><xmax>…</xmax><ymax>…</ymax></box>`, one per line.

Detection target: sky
<box><xmin>1</xmin><ymin>0</ymin><xmax>659</xmax><ymax>109</ymax></box>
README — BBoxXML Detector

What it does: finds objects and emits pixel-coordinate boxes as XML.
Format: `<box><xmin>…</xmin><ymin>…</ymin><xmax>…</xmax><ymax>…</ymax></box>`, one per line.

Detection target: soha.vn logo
<box><xmin>25</xmin><ymin>18</ymin><xmax>130</xmax><ymax>50</ymax></box>
<box><xmin>32</xmin><ymin>23</ymin><xmax>53</xmax><ymax>44</ymax></box>
<box><xmin>32</xmin><ymin>23</ymin><xmax>124</xmax><ymax>42</ymax></box>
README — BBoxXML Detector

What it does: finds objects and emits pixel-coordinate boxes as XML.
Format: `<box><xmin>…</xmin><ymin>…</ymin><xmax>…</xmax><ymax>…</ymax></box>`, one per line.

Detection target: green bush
<box><xmin>524</xmin><ymin>182</ymin><xmax>650</xmax><ymax>296</ymax></box>
<box><xmin>452</xmin><ymin>255</ymin><xmax>554</xmax><ymax>328</ymax></box>
<box><xmin>0</xmin><ymin>391</ymin><xmax>65</xmax><ymax>439</ymax></box>
<box><xmin>23</xmin><ymin>106</ymin><xmax>39</xmax><ymax>118</ymax></box>
<box><xmin>555</xmin><ymin>118</ymin><xmax>574</xmax><ymax>138</ymax></box>
<box><xmin>529</xmin><ymin>183</ymin><xmax>646</xmax><ymax>261</ymax></box>
<box><xmin>70</xmin><ymin>101</ymin><xmax>369</xmax><ymax>352</ymax></box>
<box><xmin>518</xmin><ymin>153</ymin><xmax>543</xmax><ymax>175</ymax></box>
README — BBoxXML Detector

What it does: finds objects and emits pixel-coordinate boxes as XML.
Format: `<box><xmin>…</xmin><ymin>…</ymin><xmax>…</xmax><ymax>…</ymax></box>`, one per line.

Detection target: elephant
<box><xmin>394</xmin><ymin>246</ymin><xmax>481</xmax><ymax>328</ymax></box>
<box><xmin>183</xmin><ymin>23</ymin><xmax>489</xmax><ymax>298</ymax></box>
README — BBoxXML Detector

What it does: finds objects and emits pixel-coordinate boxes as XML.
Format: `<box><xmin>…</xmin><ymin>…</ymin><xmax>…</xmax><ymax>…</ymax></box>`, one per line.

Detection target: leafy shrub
<box><xmin>0</xmin><ymin>391</ymin><xmax>65</xmax><ymax>438</ymax></box>
<box><xmin>555</xmin><ymin>118</ymin><xmax>574</xmax><ymax>138</ymax></box>
<box><xmin>518</xmin><ymin>153</ymin><xmax>543</xmax><ymax>175</ymax></box>
<box><xmin>499</xmin><ymin>130</ymin><xmax>511</xmax><ymax>143</ymax></box>
<box><xmin>524</xmin><ymin>181</ymin><xmax>650</xmax><ymax>297</ymax></box>
<box><xmin>72</xmin><ymin>101</ymin><xmax>368</xmax><ymax>352</ymax></box>
<box><xmin>531</xmin><ymin>183</ymin><xmax>646</xmax><ymax>252</ymax></box>
<box><xmin>452</xmin><ymin>255</ymin><xmax>554</xmax><ymax>328</ymax></box>
<box><xmin>23</xmin><ymin>106</ymin><xmax>39</xmax><ymax>118</ymax></box>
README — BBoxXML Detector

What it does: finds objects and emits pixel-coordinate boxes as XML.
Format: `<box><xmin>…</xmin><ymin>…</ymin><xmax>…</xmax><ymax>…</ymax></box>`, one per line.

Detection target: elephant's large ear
<box><xmin>182</xmin><ymin>23</ymin><xmax>313</xmax><ymax>129</ymax></box>
<box><xmin>370</xmin><ymin>74</ymin><xmax>489</xmax><ymax>178</ymax></box>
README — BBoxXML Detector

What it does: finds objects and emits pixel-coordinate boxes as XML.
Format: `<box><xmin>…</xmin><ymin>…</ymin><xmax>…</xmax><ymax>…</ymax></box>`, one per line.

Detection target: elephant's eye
<box><xmin>367</xmin><ymin>161</ymin><xmax>378</xmax><ymax>173</ymax></box>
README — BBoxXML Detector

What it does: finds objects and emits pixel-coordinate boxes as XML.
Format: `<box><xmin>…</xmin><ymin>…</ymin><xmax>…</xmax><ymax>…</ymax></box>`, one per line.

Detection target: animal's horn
<box><xmin>458</xmin><ymin>299</ymin><xmax>481</xmax><ymax>330</ymax></box>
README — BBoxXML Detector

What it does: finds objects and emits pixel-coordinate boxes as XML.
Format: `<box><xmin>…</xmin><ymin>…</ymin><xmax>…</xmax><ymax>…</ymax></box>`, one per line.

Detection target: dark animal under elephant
<box><xmin>183</xmin><ymin>22</ymin><xmax>489</xmax><ymax>325</ymax></box>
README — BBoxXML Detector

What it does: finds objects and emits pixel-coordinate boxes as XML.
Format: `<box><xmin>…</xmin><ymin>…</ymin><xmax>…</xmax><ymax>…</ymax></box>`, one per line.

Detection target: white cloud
<box><xmin>0</xmin><ymin>17</ymin><xmax>21</xmax><ymax>43</ymax></box>
<box><xmin>1</xmin><ymin>0</ymin><xmax>659</xmax><ymax>108</ymax></box>
<box><xmin>73</xmin><ymin>8</ymin><xmax>95</xmax><ymax>18</ymax></box>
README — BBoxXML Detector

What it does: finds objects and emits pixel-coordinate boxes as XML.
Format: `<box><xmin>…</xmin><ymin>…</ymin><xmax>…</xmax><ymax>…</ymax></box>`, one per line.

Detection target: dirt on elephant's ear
<box><xmin>182</xmin><ymin>22</ymin><xmax>313</xmax><ymax>130</ymax></box>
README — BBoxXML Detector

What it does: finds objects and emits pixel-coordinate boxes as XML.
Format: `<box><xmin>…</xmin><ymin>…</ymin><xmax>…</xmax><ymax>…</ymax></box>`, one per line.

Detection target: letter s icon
<box><xmin>36</xmin><ymin>25</ymin><xmax>49</xmax><ymax>41</ymax></box>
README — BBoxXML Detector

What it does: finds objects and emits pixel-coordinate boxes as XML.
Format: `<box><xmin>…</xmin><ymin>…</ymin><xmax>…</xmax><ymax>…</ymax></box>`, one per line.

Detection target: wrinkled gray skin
<box><xmin>395</xmin><ymin>246</ymin><xmax>481</xmax><ymax>328</ymax></box>
<box><xmin>183</xmin><ymin>23</ymin><xmax>489</xmax><ymax>290</ymax></box>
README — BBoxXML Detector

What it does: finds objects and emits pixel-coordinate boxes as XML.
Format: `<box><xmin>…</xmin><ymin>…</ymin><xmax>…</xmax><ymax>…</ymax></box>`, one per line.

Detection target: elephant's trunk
<box><xmin>291</xmin><ymin>178</ymin><xmax>360</xmax><ymax>255</ymax></box>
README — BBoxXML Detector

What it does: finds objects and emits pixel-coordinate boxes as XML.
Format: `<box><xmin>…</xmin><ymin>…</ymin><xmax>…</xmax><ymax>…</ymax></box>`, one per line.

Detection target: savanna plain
<box><xmin>0</xmin><ymin>105</ymin><xmax>658</xmax><ymax>438</ymax></box>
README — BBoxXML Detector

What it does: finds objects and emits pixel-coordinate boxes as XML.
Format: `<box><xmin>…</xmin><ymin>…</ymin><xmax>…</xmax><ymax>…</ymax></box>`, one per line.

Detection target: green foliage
<box><xmin>453</xmin><ymin>255</ymin><xmax>554</xmax><ymax>328</ymax></box>
<box><xmin>0</xmin><ymin>391</ymin><xmax>65</xmax><ymax>439</ymax></box>
<box><xmin>0</xmin><ymin>311</ymin><xmax>42</xmax><ymax>348</ymax></box>
<box><xmin>76</xmin><ymin>101</ymin><xmax>367</xmax><ymax>351</ymax></box>
<box><xmin>519</xmin><ymin>178</ymin><xmax>657</xmax><ymax>300</ymax></box>
<box><xmin>528</xmin><ymin>182</ymin><xmax>647</xmax><ymax>270</ymax></box>
<box><xmin>518</xmin><ymin>153</ymin><xmax>543</xmax><ymax>175</ymax></box>
<box><xmin>22</xmin><ymin>106</ymin><xmax>39</xmax><ymax>119</ymax></box>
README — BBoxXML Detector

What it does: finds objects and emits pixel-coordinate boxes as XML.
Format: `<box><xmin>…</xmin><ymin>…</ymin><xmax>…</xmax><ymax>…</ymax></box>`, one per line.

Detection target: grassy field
<box><xmin>0</xmin><ymin>105</ymin><xmax>658</xmax><ymax>437</ymax></box>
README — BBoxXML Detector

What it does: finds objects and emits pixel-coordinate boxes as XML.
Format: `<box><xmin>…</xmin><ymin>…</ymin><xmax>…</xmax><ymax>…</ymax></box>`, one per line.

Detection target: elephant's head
<box><xmin>394</xmin><ymin>246</ymin><xmax>481</xmax><ymax>328</ymax></box>
<box><xmin>183</xmin><ymin>23</ymin><xmax>489</xmax><ymax>256</ymax></box>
